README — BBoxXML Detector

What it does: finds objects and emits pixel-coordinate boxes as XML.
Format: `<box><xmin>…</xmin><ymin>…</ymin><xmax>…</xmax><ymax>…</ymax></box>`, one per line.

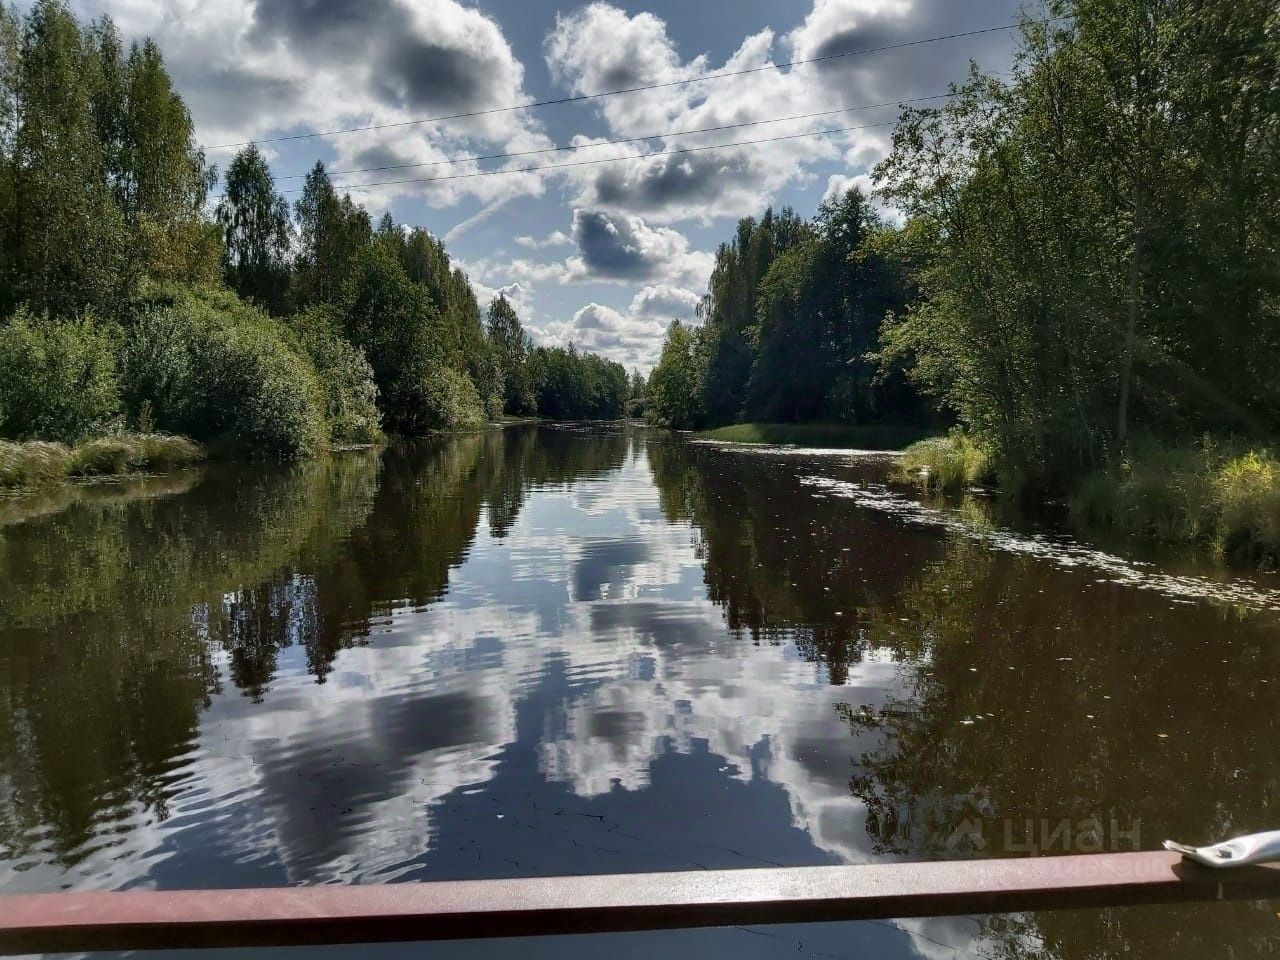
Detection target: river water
<box><xmin>2</xmin><ymin>425</ymin><xmax>1279</xmax><ymax>959</ymax></box>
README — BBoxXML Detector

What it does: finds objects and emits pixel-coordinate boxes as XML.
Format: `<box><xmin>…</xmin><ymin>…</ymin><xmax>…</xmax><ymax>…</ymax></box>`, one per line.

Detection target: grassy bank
<box><xmin>897</xmin><ymin>432</ymin><xmax>993</xmax><ymax>491</ymax></box>
<box><xmin>1071</xmin><ymin>442</ymin><xmax>1280</xmax><ymax>568</ymax></box>
<box><xmin>0</xmin><ymin>434</ymin><xmax>204</xmax><ymax>489</ymax></box>
<box><xmin>899</xmin><ymin>433</ymin><xmax>1280</xmax><ymax>568</ymax></box>
<box><xmin>697</xmin><ymin>422</ymin><xmax>934</xmax><ymax>450</ymax></box>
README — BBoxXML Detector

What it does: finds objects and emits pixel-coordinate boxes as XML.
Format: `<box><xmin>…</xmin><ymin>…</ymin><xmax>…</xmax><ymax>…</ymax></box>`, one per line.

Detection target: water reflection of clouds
<box><xmin>148</xmin><ymin>450</ymin><xmax>915</xmax><ymax>887</ymax></box>
<box><xmin>1</xmin><ymin>439</ymin><xmax>1010</xmax><ymax>959</ymax></box>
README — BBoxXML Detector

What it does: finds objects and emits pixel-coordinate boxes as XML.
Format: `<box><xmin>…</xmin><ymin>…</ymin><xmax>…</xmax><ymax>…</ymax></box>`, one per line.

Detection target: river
<box><xmin>2</xmin><ymin>424</ymin><xmax>1279</xmax><ymax>959</ymax></box>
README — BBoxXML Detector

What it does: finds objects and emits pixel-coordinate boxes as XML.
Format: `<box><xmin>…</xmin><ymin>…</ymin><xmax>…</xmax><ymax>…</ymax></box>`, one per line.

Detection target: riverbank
<box><xmin>899</xmin><ymin>433</ymin><xmax>1280</xmax><ymax>569</ymax></box>
<box><xmin>0</xmin><ymin>434</ymin><xmax>204</xmax><ymax>488</ymax></box>
<box><xmin>697</xmin><ymin>422</ymin><xmax>933</xmax><ymax>450</ymax></box>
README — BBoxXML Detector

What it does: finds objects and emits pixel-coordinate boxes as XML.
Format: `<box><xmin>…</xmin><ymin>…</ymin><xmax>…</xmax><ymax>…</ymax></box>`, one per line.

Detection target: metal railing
<box><xmin>3</xmin><ymin>852</ymin><xmax>1279</xmax><ymax>955</ymax></box>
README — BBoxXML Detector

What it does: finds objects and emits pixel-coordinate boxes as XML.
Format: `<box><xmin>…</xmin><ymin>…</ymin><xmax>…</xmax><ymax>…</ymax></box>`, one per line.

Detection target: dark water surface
<box><xmin>2</xmin><ymin>425</ymin><xmax>1279</xmax><ymax>959</ymax></box>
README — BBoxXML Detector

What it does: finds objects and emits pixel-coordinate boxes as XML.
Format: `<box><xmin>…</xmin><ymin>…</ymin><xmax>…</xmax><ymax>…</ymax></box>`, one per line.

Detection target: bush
<box><xmin>899</xmin><ymin>431</ymin><xmax>991</xmax><ymax>491</ymax></box>
<box><xmin>1068</xmin><ymin>439</ymin><xmax>1280</xmax><ymax>568</ymax></box>
<box><xmin>122</xmin><ymin>286</ymin><xmax>328</xmax><ymax>458</ymax></box>
<box><xmin>0</xmin><ymin>312</ymin><xmax>121</xmax><ymax>442</ymax></box>
<box><xmin>1212</xmin><ymin>451</ymin><xmax>1280</xmax><ymax>566</ymax></box>
<box><xmin>419</xmin><ymin>367</ymin><xmax>486</xmax><ymax>431</ymax></box>
<box><xmin>1069</xmin><ymin>441</ymin><xmax>1214</xmax><ymax>542</ymax></box>
<box><xmin>290</xmin><ymin>307</ymin><xmax>383</xmax><ymax>444</ymax></box>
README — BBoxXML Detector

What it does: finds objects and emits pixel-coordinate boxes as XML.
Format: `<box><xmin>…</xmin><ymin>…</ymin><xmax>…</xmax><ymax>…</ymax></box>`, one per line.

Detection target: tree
<box><xmin>292</xmin><ymin>162</ymin><xmax>371</xmax><ymax>307</ymax></box>
<box><xmin>875</xmin><ymin>0</ymin><xmax>1280</xmax><ymax>485</ymax></box>
<box><xmin>3</xmin><ymin>0</ymin><xmax>127</xmax><ymax>318</ymax></box>
<box><xmin>487</xmin><ymin>295</ymin><xmax>534</xmax><ymax>415</ymax></box>
<box><xmin>113</xmin><ymin>34</ymin><xmax>218</xmax><ymax>283</ymax></box>
<box><xmin>647</xmin><ymin>320</ymin><xmax>704</xmax><ymax>429</ymax></box>
<box><xmin>216</xmin><ymin>144</ymin><xmax>290</xmax><ymax>312</ymax></box>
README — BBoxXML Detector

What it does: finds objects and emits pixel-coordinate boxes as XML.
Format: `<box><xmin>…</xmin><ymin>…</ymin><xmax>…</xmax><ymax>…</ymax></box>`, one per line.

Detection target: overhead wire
<box><xmin>205</xmin><ymin>17</ymin><xmax>1063</xmax><ymax>150</ymax></box>
<box><xmin>280</xmin><ymin>93</ymin><xmax>953</xmax><ymax>183</ymax></box>
<box><xmin>265</xmin><ymin>119</ymin><xmax>900</xmax><ymax>197</ymax></box>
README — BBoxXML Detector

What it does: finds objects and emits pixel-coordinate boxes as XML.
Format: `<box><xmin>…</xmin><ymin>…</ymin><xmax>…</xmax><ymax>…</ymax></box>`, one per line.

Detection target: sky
<box><xmin>45</xmin><ymin>0</ymin><xmax>1029</xmax><ymax>371</ymax></box>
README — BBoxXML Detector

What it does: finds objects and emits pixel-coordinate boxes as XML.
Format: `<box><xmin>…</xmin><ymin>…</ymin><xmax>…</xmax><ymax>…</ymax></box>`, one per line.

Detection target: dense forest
<box><xmin>647</xmin><ymin>192</ymin><xmax>927</xmax><ymax>432</ymax></box>
<box><xmin>649</xmin><ymin>0</ymin><xmax>1280</xmax><ymax>564</ymax></box>
<box><xmin>0</xmin><ymin>0</ymin><xmax>627</xmax><ymax>481</ymax></box>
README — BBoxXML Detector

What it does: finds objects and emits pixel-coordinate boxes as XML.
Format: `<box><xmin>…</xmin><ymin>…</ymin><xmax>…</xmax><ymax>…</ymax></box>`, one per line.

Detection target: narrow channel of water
<box><xmin>2</xmin><ymin>425</ymin><xmax>1277</xmax><ymax>959</ymax></box>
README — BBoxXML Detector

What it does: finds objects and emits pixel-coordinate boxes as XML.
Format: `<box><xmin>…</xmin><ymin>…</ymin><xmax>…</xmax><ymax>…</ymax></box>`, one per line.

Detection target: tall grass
<box><xmin>0</xmin><ymin>434</ymin><xmax>203</xmax><ymax>488</ymax></box>
<box><xmin>1069</xmin><ymin>439</ymin><xmax>1280</xmax><ymax>568</ymax></box>
<box><xmin>698</xmin><ymin>422</ymin><xmax>932</xmax><ymax>450</ymax></box>
<box><xmin>898</xmin><ymin>432</ymin><xmax>992</xmax><ymax>491</ymax></box>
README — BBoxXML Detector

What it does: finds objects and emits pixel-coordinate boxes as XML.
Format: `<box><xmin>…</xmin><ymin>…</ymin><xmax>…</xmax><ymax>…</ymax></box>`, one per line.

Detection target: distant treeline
<box><xmin>0</xmin><ymin>0</ymin><xmax>628</xmax><ymax>463</ymax></box>
<box><xmin>646</xmin><ymin>191</ymin><xmax>928</xmax><ymax>432</ymax></box>
<box><xmin>650</xmin><ymin>0</ymin><xmax>1279</xmax><ymax>514</ymax></box>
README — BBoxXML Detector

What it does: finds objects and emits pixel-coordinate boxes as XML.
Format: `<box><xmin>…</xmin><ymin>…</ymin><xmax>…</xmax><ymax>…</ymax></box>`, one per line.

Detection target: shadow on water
<box><xmin>1</xmin><ymin>426</ymin><xmax>1278</xmax><ymax>959</ymax></box>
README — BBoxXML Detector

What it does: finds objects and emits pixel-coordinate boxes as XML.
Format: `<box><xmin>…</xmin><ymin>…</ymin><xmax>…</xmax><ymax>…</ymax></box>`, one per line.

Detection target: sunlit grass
<box><xmin>0</xmin><ymin>433</ymin><xmax>204</xmax><ymax>488</ymax></box>
<box><xmin>698</xmin><ymin>422</ymin><xmax>933</xmax><ymax>450</ymax></box>
<box><xmin>1069</xmin><ymin>439</ymin><xmax>1280</xmax><ymax>568</ymax></box>
<box><xmin>898</xmin><ymin>432</ymin><xmax>991</xmax><ymax>491</ymax></box>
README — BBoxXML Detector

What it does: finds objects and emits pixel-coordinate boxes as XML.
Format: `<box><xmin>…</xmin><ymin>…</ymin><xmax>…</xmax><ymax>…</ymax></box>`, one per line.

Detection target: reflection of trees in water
<box><xmin>847</xmin><ymin>543</ymin><xmax>1280</xmax><ymax>959</ymax></box>
<box><xmin>0</xmin><ymin>426</ymin><xmax>631</xmax><ymax>869</ymax></box>
<box><xmin>650</xmin><ymin>440</ymin><xmax>1280</xmax><ymax>958</ymax></box>
<box><xmin>0</xmin><ymin>453</ymin><xmax>383</xmax><ymax>865</ymax></box>
<box><xmin>479</xmin><ymin>425</ymin><xmax>631</xmax><ymax>540</ymax></box>
<box><xmin>646</xmin><ymin>440</ymin><xmax>942</xmax><ymax>683</ymax></box>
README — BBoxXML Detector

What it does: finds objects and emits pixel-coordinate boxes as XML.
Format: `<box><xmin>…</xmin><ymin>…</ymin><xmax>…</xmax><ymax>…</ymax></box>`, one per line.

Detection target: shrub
<box><xmin>899</xmin><ymin>431</ymin><xmax>991</xmax><ymax>491</ymax></box>
<box><xmin>0</xmin><ymin>312</ymin><xmax>121</xmax><ymax>442</ymax></box>
<box><xmin>290</xmin><ymin>307</ymin><xmax>383</xmax><ymax>445</ymax></box>
<box><xmin>196</xmin><ymin>321</ymin><xmax>327</xmax><ymax>457</ymax></box>
<box><xmin>1067</xmin><ymin>439</ymin><xmax>1280</xmax><ymax>568</ymax></box>
<box><xmin>1068</xmin><ymin>441</ymin><xmax>1214</xmax><ymax>542</ymax></box>
<box><xmin>122</xmin><ymin>286</ymin><xmax>328</xmax><ymax>458</ymax></box>
<box><xmin>1212</xmin><ymin>451</ymin><xmax>1280</xmax><ymax>566</ymax></box>
<box><xmin>419</xmin><ymin>367</ymin><xmax>487</xmax><ymax>431</ymax></box>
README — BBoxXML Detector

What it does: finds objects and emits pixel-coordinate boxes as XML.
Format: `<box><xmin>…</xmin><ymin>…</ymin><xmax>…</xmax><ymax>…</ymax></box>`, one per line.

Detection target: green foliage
<box><xmin>1213</xmin><ymin>453</ymin><xmax>1280</xmax><ymax>566</ymax></box>
<box><xmin>290</xmin><ymin>306</ymin><xmax>382</xmax><ymax>444</ymax></box>
<box><xmin>487</xmin><ymin>295</ymin><xmax>535</xmax><ymax>415</ymax></box>
<box><xmin>0</xmin><ymin>2</ymin><xmax>646</xmax><ymax>453</ymax></box>
<box><xmin>528</xmin><ymin>345</ymin><xmax>628</xmax><ymax>421</ymax></box>
<box><xmin>646</xmin><ymin>321</ymin><xmax>703</xmax><ymax>428</ymax></box>
<box><xmin>875</xmin><ymin>0</ymin><xmax>1280</xmax><ymax>484</ymax></box>
<box><xmin>420</xmin><ymin>367</ymin><xmax>486</xmax><ymax>432</ymax></box>
<box><xmin>699</xmin><ymin>422</ymin><xmax>932</xmax><ymax>450</ymax></box>
<box><xmin>121</xmin><ymin>286</ymin><xmax>327</xmax><ymax>458</ymax></box>
<box><xmin>338</xmin><ymin>242</ymin><xmax>446</xmax><ymax>434</ymax></box>
<box><xmin>291</xmin><ymin>163</ymin><xmax>371</xmax><ymax>308</ymax></box>
<box><xmin>649</xmin><ymin>193</ymin><xmax>926</xmax><ymax>431</ymax></box>
<box><xmin>0</xmin><ymin>1</ymin><xmax>215</xmax><ymax>317</ymax></box>
<box><xmin>0</xmin><ymin>311</ymin><xmax>120</xmax><ymax>441</ymax></box>
<box><xmin>898</xmin><ymin>432</ymin><xmax>992</xmax><ymax>492</ymax></box>
<box><xmin>216</xmin><ymin>145</ymin><xmax>289</xmax><ymax>312</ymax></box>
<box><xmin>1070</xmin><ymin>440</ymin><xmax>1280</xmax><ymax>568</ymax></box>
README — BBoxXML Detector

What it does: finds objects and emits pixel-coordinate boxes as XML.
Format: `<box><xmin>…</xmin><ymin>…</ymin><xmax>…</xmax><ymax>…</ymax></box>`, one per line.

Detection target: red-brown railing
<box><xmin>2</xmin><ymin>852</ymin><xmax>1279</xmax><ymax>955</ymax></box>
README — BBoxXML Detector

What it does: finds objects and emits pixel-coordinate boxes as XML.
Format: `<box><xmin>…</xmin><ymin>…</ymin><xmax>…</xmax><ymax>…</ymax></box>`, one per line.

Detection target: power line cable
<box><xmin>259</xmin><ymin>119</ymin><xmax>899</xmax><ymax>197</ymax></box>
<box><xmin>284</xmin><ymin>93</ymin><xmax>952</xmax><ymax>182</ymax></box>
<box><xmin>206</xmin><ymin>18</ymin><xmax>1061</xmax><ymax>150</ymax></box>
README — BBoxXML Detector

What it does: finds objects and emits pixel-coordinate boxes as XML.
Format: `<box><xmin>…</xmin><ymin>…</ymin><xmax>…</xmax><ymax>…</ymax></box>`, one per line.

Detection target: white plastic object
<box><xmin>1163</xmin><ymin>831</ymin><xmax>1280</xmax><ymax>868</ymax></box>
